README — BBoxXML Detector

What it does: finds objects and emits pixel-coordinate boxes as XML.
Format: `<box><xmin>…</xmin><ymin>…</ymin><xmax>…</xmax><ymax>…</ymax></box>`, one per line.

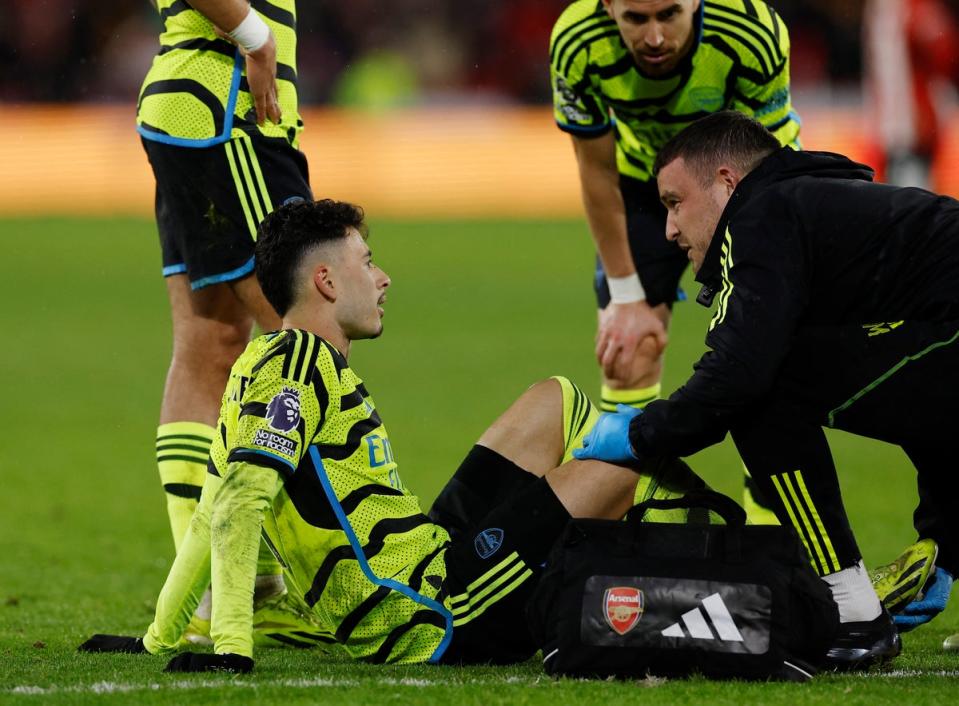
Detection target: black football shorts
<box><xmin>431</xmin><ymin>455</ymin><xmax>569</xmax><ymax>665</ymax></box>
<box><xmin>142</xmin><ymin>132</ymin><xmax>312</xmax><ymax>290</ymax></box>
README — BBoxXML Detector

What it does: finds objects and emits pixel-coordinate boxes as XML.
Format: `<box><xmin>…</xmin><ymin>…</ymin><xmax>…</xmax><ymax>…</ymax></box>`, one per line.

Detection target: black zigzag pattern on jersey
<box><xmin>703</xmin><ymin>20</ymin><xmax>774</xmax><ymax>78</ymax></box>
<box><xmin>228</xmin><ymin>448</ymin><xmax>294</xmax><ymax>478</ymax></box>
<box><xmin>710</xmin><ymin>3</ymin><xmax>784</xmax><ymax>53</ymax></box>
<box><xmin>550</xmin><ymin>9</ymin><xmax>616</xmax><ymax>67</ymax></box>
<box><xmin>339</xmin><ymin>484</ymin><xmax>405</xmax><ymax>516</ymax></box>
<box><xmin>303</xmin><ymin>332</ymin><xmax>323</xmax><ymax>384</ymax></box>
<box><xmin>239</xmin><ymin>401</ymin><xmax>268</xmax><ymax>419</ymax></box>
<box><xmin>159</xmin><ymin>0</ymin><xmax>192</xmax><ymax>22</ymax></box>
<box><xmin>325</xmin><ymin>342</ymin><xmax>350</xmax><ymax>374</ymax></box>
<box><xmin>311</xmin><ymin>374</ymin><xmax>330</xmax><ymax>432</ymax></box>
<box><xmin>157</xmin><ymin>38</ymin><xmax>237</xmax><ymax>60</ymax></box>
<box><xmin>252</xmin><ymin>333</ymin><xmax>292</xmax><ymax>376</ymax></box>
<box><xmin>407</xmin><ymin>545</ymin><xmax>447</xmax><ymax>593</ymax></box>
<box><xmin>604</xmin><ymin>101</ymin><xmax>713</xmax><ymax>125</ymax></box>
<box><xmin>765</xmin><ymin>112</ymin><xmax>796</xmax><ymax>133</ymax></box>
<box><xmin>590</xmin><ymin>52</ymin><xmax>634</xmax><ymax>80</ymax></box>
<box><xmin>313</xmin><ymin>413</ymin><xmax>383</xmax><ymax>461</ymax></box>
<box><xmin>239</xmin><ymin>63</ymin><xmax>297</xmax><ymax>89</ymax></box>
<box><xmin>138</xmin><ymin>79</ymin><xmax>225</xmax><ymax>133</ymax></box>
<box><xmin>264</xmin><ymin>633</ymin><xmax>332</xmax><ymax>648</ymax></box>
<box><xmin>290</xmin><ymin>331</ymin><xmax>318</xmax><ymax>384</ymax></box>
<box><xmin>281</xmin><ymin>456</ymin><xmax>340</xmax><ymax>528</ymax></box>
<box><xmin>704</xmin><ymin>5</ymin><xmax>785</xmax><ymax>78</ymax></box>
<box><xmin>335</xmin><ymin>585</ymin><xmax>391</xmax><ymax>643</ymax></box>
<box><xmin>339</xmin><ymin>388</ymin><xmax>367</xmax><ymax>412</ymax></box>
<box><xmin>366</xmin><ymin>610</ymin><xmax>447</xmax><ymax>664</ymax></box>
<box><xmin>304</xmin><ymin>514</ymin><xmax>434</xmax><ymax>606</ymax></box>
<box><xmin>562</xmin><ymin>29</ymin><xmax>622</xmax><ymax>77</ymax></box>
<box><xmin>701</xmin><ymin>35</ymin><xmax>767</xmax><ymax>85</ymax></box>
<box><xmin>252</xmin><ymin>0</ymin><xmax>296</xmax><ymax>31</ymax></box>
<box><xmin>280</xmin><ymin>330</ymin><xmax>301</xmax><ymax>379</ymax></box>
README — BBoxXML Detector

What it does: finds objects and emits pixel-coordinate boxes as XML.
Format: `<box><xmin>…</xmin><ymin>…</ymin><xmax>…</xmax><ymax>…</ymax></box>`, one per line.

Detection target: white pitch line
<box><xmin>859</xmin><ymin>670</ymin><xmax>959</xmax><ymax>679</ymax></box>
<box><xmin>10</xmin><ymin>671</ymin><xmax>958</xmax><ymax>695</ymax></box>
<box><xmin>7</xmin><ymin>676</ymin><xmax>547</xmax><ymax>696</ymax></box>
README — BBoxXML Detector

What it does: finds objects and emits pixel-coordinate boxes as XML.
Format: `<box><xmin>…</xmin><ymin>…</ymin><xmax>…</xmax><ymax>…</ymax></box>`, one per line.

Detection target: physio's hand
<box><xmin>573</xmin><ymin>404</ymin><xmax>642</xmax><ymax>464</ymax></box>
<box><xmin>78</xmin><ymin>634</ymin><xmax>147</xmax><ymax>654</ymax></box>
<box><xmin>894</xmin><ymin>567</ymin><xmax>954</xmax><ymax>632</ymax></box>
<box><xmin>596</xmin><ymin>301</ymin><xmax>667</xmax><ymax>382</ymax></box>
<box><xmin>165</xmin><ymin>652</ymin><xmax>254</xmax><ymax>673</ymax></box>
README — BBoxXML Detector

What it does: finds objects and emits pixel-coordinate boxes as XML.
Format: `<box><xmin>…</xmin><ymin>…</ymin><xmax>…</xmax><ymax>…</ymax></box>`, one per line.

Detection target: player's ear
<box><xmin>313</xmin><ymin>264</ymin><xmax>336</xmax><ymax>301</ymax></box>
<box><xmin>716</xmin><ymin>165</ymin><xmax>741</xmax><ymax>196</ymax></box>
<box><xmin>601</xmin><ymin>0</ymin><xmax>615</xmax><ymax>18</ymax></box>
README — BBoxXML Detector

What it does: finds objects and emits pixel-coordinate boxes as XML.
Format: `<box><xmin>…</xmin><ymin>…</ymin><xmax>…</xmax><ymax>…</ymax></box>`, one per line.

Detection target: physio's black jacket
<box><xmin>631</xmin><ymin>148</ymin><xmax>959</xmax><ymax>457</ymax></box>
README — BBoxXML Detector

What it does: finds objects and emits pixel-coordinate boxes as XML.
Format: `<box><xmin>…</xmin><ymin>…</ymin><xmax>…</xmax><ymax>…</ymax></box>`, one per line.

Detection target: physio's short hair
<box><xmin>653</xmin><ymin>111</ymin><xmax>780</xmax><ymax>184</ymax></box>
<box><xmin>255</xmin><ymin>198</ymin><xmax>367</xmax><ymax>316</ymax></box>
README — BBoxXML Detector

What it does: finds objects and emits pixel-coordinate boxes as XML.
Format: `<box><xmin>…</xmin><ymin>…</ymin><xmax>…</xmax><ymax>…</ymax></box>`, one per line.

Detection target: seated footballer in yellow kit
<box><xmin>77</xmin><ymin>198</ymin><xmax>703</xmax><ymax>672</ymax></box>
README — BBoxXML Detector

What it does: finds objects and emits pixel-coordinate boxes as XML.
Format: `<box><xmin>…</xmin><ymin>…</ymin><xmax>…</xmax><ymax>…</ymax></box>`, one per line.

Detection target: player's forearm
<box><xmin>573</xmin><ymin>137</ymin><xmax>635</xmax><ymax>278</ymax></box>
<box><xmin>143</xmin><ymin>482</ymin><xmax>219</xmax><ymax>655</ymax></box>
<box><xmin>209</xmin><ymin>462</ymin><xmax>278</xmax><ymax>658</ymax></box>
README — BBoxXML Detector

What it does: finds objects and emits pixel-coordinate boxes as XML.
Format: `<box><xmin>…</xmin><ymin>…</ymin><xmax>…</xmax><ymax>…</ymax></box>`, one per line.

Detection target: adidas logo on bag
<box><xmin>661</xmin><ymin>592</ymin><xmax>744</xmax><ymax>642</ymax></box>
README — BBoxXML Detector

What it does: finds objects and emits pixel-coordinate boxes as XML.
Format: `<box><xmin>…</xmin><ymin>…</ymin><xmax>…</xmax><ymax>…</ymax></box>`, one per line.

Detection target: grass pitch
<box><xmin>1</xmin><ymin>217</ymin><xmax>957</xmax><ymax>704</ymax></box>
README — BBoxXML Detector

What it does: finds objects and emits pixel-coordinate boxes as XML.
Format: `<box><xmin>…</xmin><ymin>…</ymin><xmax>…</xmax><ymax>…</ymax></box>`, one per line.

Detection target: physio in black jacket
<box><xmin>575</xmin><ymin>111</ymin><xmax>958</xmax><ymax>668</ymax></box>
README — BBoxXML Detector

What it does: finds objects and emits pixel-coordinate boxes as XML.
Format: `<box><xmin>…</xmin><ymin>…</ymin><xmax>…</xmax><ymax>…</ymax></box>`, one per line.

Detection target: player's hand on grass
<box><xmin>596</xmin><ymin>301</ymin><xmax>667</xmax><ymax>382</ymax></box>
<box><xmin>573</xmin><ymin>404</ymin><xmax>642</xmax><ymax>464</ymax></box>
<box><xmin>165</xmin><ymin>652</ymin><xmax>254</xmax><ymax>673</ymax></box>
<box><xmin>894</xmin><ymin>567</ymin><xmax>954</xmax><ymax>632</ymax></box>
<box><xmin>78</xmin><ymin>634</ymin><xmax>147</xmax><ymax>654</ymax></box>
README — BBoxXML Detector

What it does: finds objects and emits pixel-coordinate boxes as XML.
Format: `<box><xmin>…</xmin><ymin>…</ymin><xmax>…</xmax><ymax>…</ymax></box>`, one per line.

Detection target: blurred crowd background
<box><xmin>0</xmin><ymin>0</ymin><xmax>880</xmax><ymax>106</ymax></box>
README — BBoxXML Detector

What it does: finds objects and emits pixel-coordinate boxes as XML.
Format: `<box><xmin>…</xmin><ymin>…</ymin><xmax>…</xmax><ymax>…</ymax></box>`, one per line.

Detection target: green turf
<box><xmin>0</xmin><ymin>217</ymin><xmax>956</xmax><ymax>704</ymax></box>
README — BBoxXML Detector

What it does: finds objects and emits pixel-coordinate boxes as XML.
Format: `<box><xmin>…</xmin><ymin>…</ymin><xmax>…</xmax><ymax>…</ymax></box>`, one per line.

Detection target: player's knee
<box><xmin>173</xmin><ymin>316</ymin><xmax>252</xmax><ymax>374</ymax></box>
<box><xmin>525</xmin><ymin>378</ymin><xmax>564</xmax><ymax>421</ymax></box>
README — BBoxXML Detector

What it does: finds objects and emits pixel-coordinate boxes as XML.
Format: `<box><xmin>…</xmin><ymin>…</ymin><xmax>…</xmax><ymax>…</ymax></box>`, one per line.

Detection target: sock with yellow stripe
<box><xmin>157</xmin><ymin>421</ymin><xmax>215</xmax><ymax>552</ymax></box>
<box><xmin>600</xmin><ymin>382</ymin><xmax>661</xmax><ymax>413</ymax></box>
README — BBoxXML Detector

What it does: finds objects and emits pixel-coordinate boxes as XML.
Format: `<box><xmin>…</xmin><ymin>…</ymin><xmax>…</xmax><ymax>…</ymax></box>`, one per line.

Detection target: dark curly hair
<box><xmin>255</xmin><ymin>199</ymin><xmax>368</xmax><ymax>316</ymax></box>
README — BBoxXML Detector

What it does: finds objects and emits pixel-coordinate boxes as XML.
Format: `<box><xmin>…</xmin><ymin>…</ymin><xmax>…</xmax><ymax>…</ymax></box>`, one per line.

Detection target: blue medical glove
<box><xmin>894</xmin><ymin>567</ymin><xmax>954</xmax><ymax>632</ymax></box>
<box><xmin>572</xmin><ymin>404</ymin><xmax>642</xmax><ymax>464</ymax></box>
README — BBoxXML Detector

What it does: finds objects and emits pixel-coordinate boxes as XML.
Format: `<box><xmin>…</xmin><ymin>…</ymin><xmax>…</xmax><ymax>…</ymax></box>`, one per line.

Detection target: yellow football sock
<box><xmin>600</xmin><ymin>382</ymin><xmax>662</xmax><ymax>413</ymax></box>
<box><xmin>156</xmin><ymin>421</ymin><xmax>215</xmax><ymax>552</ymax></box>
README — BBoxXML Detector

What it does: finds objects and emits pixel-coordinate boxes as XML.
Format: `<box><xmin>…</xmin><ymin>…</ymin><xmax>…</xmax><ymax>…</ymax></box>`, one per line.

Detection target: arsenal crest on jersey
<box><xmin>604</xmin><ymin>586</ymin><xmax>644</xmax><ymax>635</ymax></box>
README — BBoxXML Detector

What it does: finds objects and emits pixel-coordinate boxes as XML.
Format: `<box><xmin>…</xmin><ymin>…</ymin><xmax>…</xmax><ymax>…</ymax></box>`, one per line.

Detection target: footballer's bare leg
<box><xmin>475</xmin><ymin>378</ymin><xmax>566</xmax><ymax>477</ymax></box>
<box><xmin>160</xmin><ymin>275</ymin><xmax>257</xmax><ymax>425</ymax></box>
<box><xmin>475</xmin><ymin>377</ymin><xmax>639</xmax><ymax>519</ymax></box>
<box><xmin>546</xmin><ymin>460</ymin><xmax>639</xmax><ymax>520</ymax></box>
<box><xmin>230</xmin><ymin>272</ymin><xmax>282</xmax><ymax>333</ymax></box>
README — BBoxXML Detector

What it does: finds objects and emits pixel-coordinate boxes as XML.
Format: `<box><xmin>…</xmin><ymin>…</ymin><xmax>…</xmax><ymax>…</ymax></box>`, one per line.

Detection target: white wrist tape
<box><xmin>228</xmin><ymin>8</ymin><xmax>270</xmax><ymax>52</ymax></box>
<box><xmin>607</xmin><ymin>273</ymin><xmax>646</xmax><ymax>303</ymax></box>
